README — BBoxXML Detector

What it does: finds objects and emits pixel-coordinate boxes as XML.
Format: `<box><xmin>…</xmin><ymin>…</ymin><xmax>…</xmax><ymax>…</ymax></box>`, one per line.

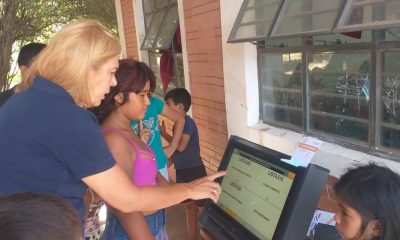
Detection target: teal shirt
<box><xmin>130</xmin><ymin>96</ymin><xmax>166</xmax><ymax>170</ymax></box>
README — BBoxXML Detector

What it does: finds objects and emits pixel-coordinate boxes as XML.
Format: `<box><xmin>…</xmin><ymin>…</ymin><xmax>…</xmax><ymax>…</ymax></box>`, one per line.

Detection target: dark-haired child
<box><xmin>162</xmin><ymin>88</ymin><xmax>207</xmax><ymax>240</ymax></box>
<box><xmin>0</xmin><ymin>192</ymin><xmax>81</xmax><ymax>240</ymax></box>
<box><xmin>94</xmin><ymin>59</ymin><xmax>168</xmax><ymax>240</ymax></box>
<box><xmin>0</xmin><ymin>42</ymin><xmax>46</xmax><ymax>108</ymax></box>
<box><xmin>333</xmin><ymin>163</ymin><xmax>400</xmax><ymax>240</ymax></box>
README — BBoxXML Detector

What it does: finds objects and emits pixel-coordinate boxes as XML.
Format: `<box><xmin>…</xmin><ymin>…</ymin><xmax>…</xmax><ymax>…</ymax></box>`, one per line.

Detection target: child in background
<box><xmin>161</xmin><ymin>88</ymin><xmax>207</xmax><ymax>240</ymax></box>
<box><xmin>94</xmin><ymin>59</ymin><xmax>168</xmax><ymax>240</ymax></box>
<box><xmin>130</xmin><ymin>94</ymin><xmax>184</xmax><ymax>181</ymax></box>
<box><xmin>333</xmin><ymin>163</ymin><xmax>400</xmax><ymax>240</ymax></box>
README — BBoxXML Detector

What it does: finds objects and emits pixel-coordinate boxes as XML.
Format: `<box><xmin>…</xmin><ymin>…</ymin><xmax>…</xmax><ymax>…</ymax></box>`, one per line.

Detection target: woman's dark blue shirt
<box><xmin>0</xmin><ymin>77</ymin><xmax>115</xmax><ymax>218</ymax></box>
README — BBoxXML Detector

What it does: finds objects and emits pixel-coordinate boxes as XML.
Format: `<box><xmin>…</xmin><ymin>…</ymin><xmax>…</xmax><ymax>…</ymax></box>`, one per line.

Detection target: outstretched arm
<box><xmin>83</xmin><ymin>120</ymin><xmax>225</xmax><ymax>213</ymax></box>
<box><xmin>83</xmin><ymin>166</ymin><xmax>225</xmax><ymax>213</ymax></box>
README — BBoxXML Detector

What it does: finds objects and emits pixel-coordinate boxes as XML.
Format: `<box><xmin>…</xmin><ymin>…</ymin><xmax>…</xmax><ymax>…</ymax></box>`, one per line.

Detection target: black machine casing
<box><xmin>199</xmin><ymin>135</ymin><xmax>329</xmax><ymax>240</ymax></box>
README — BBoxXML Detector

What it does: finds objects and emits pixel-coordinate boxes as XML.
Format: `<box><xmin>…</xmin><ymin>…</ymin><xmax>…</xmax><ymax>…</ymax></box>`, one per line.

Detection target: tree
<box><xmin>0</xmin><ymin>0</ymin><xmax>118</xmax><ymax>90</ymax></box>
<box><xmin>0</xmin><ymin>0</ymin><xmax>17</xmax><ymax>91</ymax></box>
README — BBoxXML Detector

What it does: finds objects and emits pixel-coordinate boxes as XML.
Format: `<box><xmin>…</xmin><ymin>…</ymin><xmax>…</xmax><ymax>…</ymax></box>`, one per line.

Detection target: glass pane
<box><xmin>148</xmin><ymin>51</ymin><xmax>184</xmax><ymax>96</ymax></box>
<box><xmin>143</xmin><ymin>0</ymin><xmax>156</xmax><ymax>14</ymax></box>
<box><xmin>312</xmin><ymin>31</ymin><xmax>371</xmax><ymax>45</ymax></box>
<box><xmin>156</xmin><ymin>0</ymin><xmax>170</xmax><ymax>8</ymax></box>
<box><xmin>154</xmin><ymin>5</ymin><xmax>179</xmax><ymax>49</ymax></box>
<box><xmin>141</xmin><ymin>9</ymin><xmax>167</xmax><ymax>49</ymax></box>
<box><xmin>380</xmin><ymin>52</ymin><xmax>400</xmax><ymax>150</ymax></box>
<box><xmin>148</xmin><ymin>51</ymin><xmax>162</xmax><ymax>95</ymax></box>
<box><xmin>145</xmin><ymin>13</ymin><xmax>153</xmax><ymax>30</ymax></box>
<box><xmin>309</xmin><ymin>52</ymin><xmax>370</xmax><ymax>142</ymax></box>
<box><xmin>164</xmin><ymin>53</ymin><xmax>185</xmax><ymax>93</ymax></box>
<box><xmin>228</xmin><ymin>0</ymin><xmax>282</xmax><ymax>42</ymax></box>
<box><xmin>381</xmin><ymin>127</ymin><xmax>400</xmax><ymax>149</ymax></box>
<box><xmin>173</xmin><ymin>53</ymin><xmax>185</xmax><ymax>88</ymax></box>
<box><xmin>384</xmin><ymin>28</ymin><xmax>400</xmax><ymax>41</ymax></box>
<box><xmin>336</xmin><ymin>0</ymin><xmax>400</xmax><ymax>32</ymax></box>
<box><xmin>271</xmin><ymin>0</ymin><xmax>344</xmax><ymax>37</ymax></box>
<box><xmin>259</xmin><ymin>52</ymin><xmax>303</xmax><ymax>128</ymax></box>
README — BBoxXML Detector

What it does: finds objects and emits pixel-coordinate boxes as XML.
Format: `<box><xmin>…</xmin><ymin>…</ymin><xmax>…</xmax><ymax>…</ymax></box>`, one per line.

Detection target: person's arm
<box><xmin>160</xmin><ymin>120</ymin><xmax>173</xmax><ymax>143</ymax></box>
<box><xmin>160</xmin><ymin>104</ymin><xmax>185</xmax><ymax>158</ymax></box>
<box><xmin>175</xmin><ymin>118</ymin><xmax>194</xmax><ymax>152</ymax></box>
<box><xmin>176</xmin><ymin>133</ymin><xmax>191</xmax><ymax>152</ymax></box>
<box><xmin>82</xmin><ymin>166</ymin><xmax>224</xmax><ymax>213</ymax></box>
<box><xmin>82</xmin><ymin>131</ymin><xmax>226</xmax><ymax>213</ymax></box>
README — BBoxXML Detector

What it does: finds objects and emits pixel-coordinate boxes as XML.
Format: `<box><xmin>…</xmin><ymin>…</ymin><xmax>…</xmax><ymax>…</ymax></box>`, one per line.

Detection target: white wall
<box><xmin>220</xmin><ymin>0</ymin><xmax>400</xmax><ymax>177</ymax></box>
<box><xmin>177</xmin><ymin>0</ymin><xmax>191</xmax><ymax>93</ymax></box>
<box><xmin>114</xmin><ymin>0</ymin><xmax>127</xmax><ymax>58</ymax></box>
<box><xmin>132</xmin><ymin>0</ymin><xmax>149</xmax><ymax>63</ymax></box>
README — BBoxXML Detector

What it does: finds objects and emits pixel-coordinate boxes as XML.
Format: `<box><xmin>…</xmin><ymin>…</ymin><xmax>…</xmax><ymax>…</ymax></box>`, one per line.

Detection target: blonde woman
<box><xmin>0</xmin><ymin>19</ymin><xmax>224</xmax><ymax>227</ymax></box>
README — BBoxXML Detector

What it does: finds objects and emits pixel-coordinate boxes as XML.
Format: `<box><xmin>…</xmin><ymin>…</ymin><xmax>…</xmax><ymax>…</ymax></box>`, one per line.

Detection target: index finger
<box><xmin>207</xmin><ymin>171</ymin><xmax>226</xmax><ymax>181</ymax></box>
<box><xmin>139</xmin><ymin>120</ymin><xmax>144</xmax><ymax>132</ymax></box>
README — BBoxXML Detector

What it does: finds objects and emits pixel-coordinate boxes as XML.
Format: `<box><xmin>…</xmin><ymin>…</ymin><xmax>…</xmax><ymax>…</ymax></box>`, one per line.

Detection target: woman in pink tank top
<box><xmin>93</xmin><ymin>59</ymin><xmax>169</xmax><ymax>240</ymax></box>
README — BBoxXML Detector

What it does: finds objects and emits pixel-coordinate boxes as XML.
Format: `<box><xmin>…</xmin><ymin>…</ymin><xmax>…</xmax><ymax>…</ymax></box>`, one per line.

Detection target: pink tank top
<box><xmin>102</xmin><ymin>128</ymin><xmax>157</xmax><ymax>187</ymax></box>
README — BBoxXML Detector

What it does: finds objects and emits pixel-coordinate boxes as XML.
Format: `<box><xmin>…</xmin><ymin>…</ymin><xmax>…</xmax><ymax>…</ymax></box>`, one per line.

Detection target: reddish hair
<box><xmin>92</xmin><ymin>59</ymin><xmax>155</xmax><ymax>123</ymax></box>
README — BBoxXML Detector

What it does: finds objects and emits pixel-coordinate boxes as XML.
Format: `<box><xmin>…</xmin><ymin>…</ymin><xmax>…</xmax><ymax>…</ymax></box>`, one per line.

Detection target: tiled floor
<box><xmin>166</xmin><ymin>203</ymin><xmax>212</xmax><ymax>240</ymax></box>
<box><xmin>166</xmin><ymin>204</ymin><xmax>189</xmax><ymax>240</ymax></box>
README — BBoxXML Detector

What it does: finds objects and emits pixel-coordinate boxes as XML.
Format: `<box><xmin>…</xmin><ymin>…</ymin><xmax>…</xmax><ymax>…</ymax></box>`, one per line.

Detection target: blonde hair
<box><xmin>23</xmin><ymin>19</ymin><xmax>120</xmax><ymax>107</ymax></box>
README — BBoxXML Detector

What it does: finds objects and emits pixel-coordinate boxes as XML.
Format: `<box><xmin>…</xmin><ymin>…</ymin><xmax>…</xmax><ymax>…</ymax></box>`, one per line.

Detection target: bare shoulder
<box><xmin>103</xmin><ymin>131</ymin><xmax>131</xmax><ymax>150</ymax></box>
<box><xmin>102</xmin><ymin>130</ymin><xmax>136</xmax><ymax>174</ymax></box>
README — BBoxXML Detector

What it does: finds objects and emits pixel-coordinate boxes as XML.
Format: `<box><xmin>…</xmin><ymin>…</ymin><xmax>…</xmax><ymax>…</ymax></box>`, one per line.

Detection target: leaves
<box><xmin>0</xmin><ymin>0</ymin><xmax>118</xmax><ymax>90</ymax></box>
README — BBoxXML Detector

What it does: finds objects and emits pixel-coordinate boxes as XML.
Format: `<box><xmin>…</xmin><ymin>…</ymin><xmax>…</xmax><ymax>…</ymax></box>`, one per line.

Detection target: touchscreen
<box><xmin>217</xmin><ymin>148</ymin><xmax>296</xmax><ymax>240</ymax></box>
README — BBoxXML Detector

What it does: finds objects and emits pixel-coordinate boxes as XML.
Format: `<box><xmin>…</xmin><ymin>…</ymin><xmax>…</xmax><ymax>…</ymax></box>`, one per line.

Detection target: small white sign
<box><xmin>307</xmin><ymin>210</ymin><xmax>336</xmax><ymax>236</ymax></box>
<box><xmin>289</xmin><ymin>136</ymin><xmax>322</xmax><ymax>167</ymax></box>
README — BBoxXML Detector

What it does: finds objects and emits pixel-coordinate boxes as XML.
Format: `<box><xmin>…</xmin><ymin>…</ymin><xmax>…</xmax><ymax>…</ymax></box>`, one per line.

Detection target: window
<box><xmin>259</xmin><ymin>52</ymin><xmax>303</xmax><ymax>128</ymax></box>
<box><xmin>380</xmin><ymin>51</ymin><xmax>400</xmax><ymax>150</ymax></box>
<box><xmin>228</xmin><ymin>0</ymin><xmax>282</xmax><ymax>43</ymax></box>
<box><xmin>309</xmin><ymin>51</ymin><xmax>370</xmax><ymax>143</ymax></box>
<box><xmin>270</xmin><ymin>0</ymin><xmax>344</xmax><ymax>37</ymax></box>
<box><xmin>257</xmin><ymin>31</ymin><xmax>400</xmax><ymax>157</ymax></box>
<box><xmin>229</xmin><ymin>0</ymin><xmax>400</xmax><ymax>157</ymax></box>
<box><xmin>141</xmin><ymin>0</ymin><xmax>184</xmax><ymax>96</ymax></box>
<box><xmin>148</xmin><ymin>51</ymin><xmax>185</xmax><ymax>95</ymax></box>
<box><xmin>335</xmin><ymin>0</ymin><xmax>400</xmax><ymax>32</ymax></box>
<box><xmin>141</xmin><ymin>3</ymin><xmax>179</xmax><ymax>50</ymax></box>
<box><xmin>143</xmin><ymin>0</ymin><xmax>175</xmax><ymax>30</ymax></box>
<box><xmin>229</xmin><ymin>0</ymin><xmax>400</xmax><ymax>39</ymax></box>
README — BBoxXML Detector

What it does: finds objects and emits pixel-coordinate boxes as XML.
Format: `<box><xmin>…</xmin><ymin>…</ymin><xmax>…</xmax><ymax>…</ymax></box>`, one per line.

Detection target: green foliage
<box><xmin>14</xmin><ymin>0</ymin><xmax>118</xmax><ymax>41</ymax></box>
<box><xmin>0</xmin><ymin>0</ymin><xmax>118</xmax><ymax>90</ymax></box>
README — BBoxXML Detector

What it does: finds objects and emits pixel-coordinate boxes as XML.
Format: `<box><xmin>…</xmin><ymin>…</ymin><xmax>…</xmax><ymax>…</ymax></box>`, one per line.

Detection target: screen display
<box><xmin>217</xmin><ymin>148</ymin><xmax>296</xmax><ymax>240</ymax></box>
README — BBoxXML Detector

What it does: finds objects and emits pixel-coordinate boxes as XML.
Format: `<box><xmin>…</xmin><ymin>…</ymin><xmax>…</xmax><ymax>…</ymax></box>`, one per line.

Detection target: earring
<box><xmin>114</xmin><ymin>93</ymin><xmax>123</xmax><ymax>104</ymax></box>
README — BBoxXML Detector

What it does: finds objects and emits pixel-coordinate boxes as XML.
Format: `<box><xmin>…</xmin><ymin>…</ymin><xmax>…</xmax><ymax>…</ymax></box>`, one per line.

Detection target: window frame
<box><xmin>334</xmin><ymin>0</ymin><xmax>400</xmax><ymax>33</ymax></box>
<box><xmin>269</xmin><ymin>0</ymin><xmax>346</xmax><ymax>38</ymax></box>
<box><xmin>229</xmin><ymin>0</ymin><xmax>400</xmax><ymax>42</ymax></box>
<box><xmin>141</xmin><ymin>0</ymin><xmax>185</xmax><ymax>96</ymax></box>
<box><xmin>257</xmin><ymin>46</ymin><xmax>306</xmax><ymax>132</ymax></box>
<box><xmin>258</xmin><ymin>30</ymin><xmax>400</xmax><ymax>161</ymax></box>
<box><xmin>228</xmin><ymin>0</ymin><xmax>284</xmax><ymax>43</ymax></box>
<box><xmin>140</xmin><ymin>2</ymin><xmax>179</xmax><ymax>51</ymax></box>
